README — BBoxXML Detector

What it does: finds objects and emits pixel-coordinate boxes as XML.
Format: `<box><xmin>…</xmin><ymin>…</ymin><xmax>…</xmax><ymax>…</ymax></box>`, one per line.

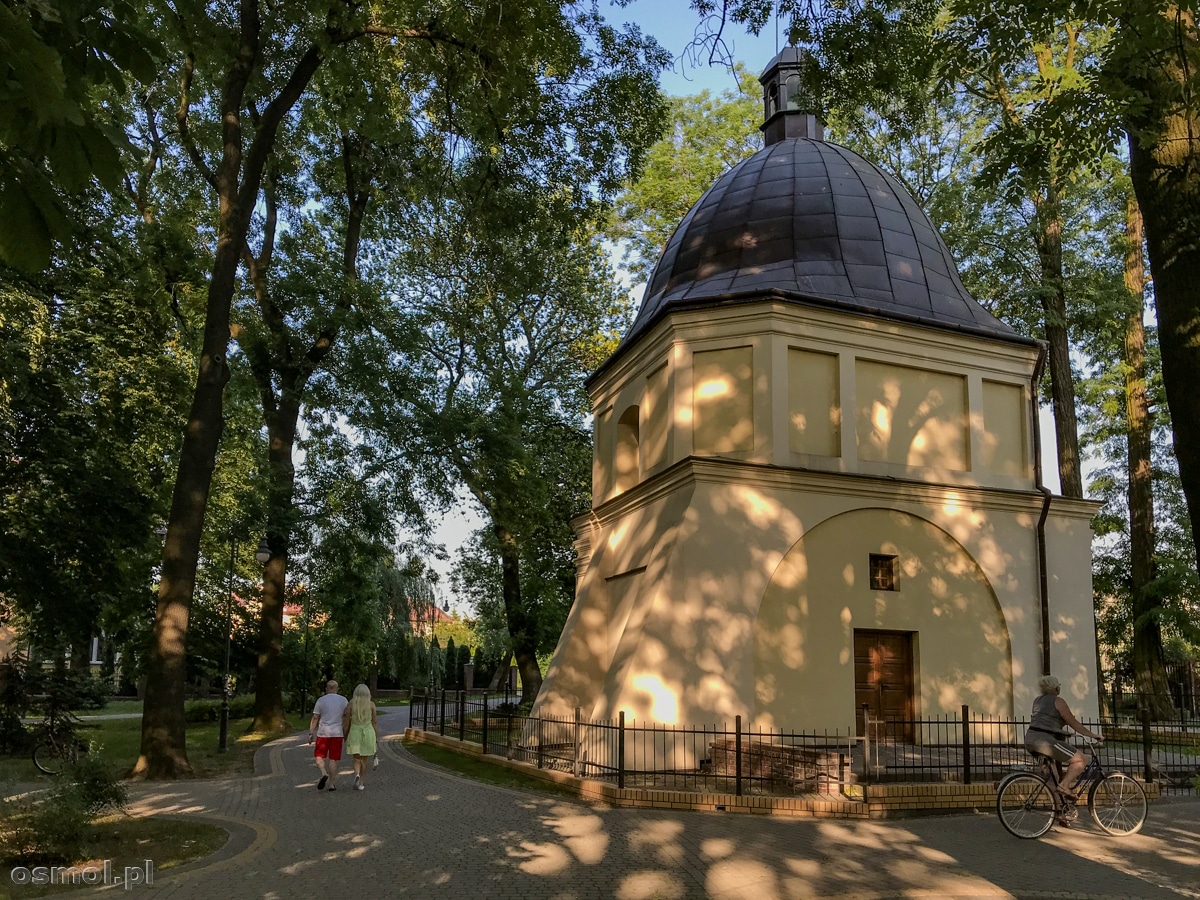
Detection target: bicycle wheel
<box><xmin>997</xmin><ymin>773</ymin><xmax>1057</xmax><ymax>839</ymax></box>
<box><xmin>32</xmin><ymin>740</ymin><xmax>72</xmax><ymax>775</ymax></box>
<box><xmin>1088</xmin><ymin>772</ymin><xmax>1148</xmax><ymax>836</ymax></box>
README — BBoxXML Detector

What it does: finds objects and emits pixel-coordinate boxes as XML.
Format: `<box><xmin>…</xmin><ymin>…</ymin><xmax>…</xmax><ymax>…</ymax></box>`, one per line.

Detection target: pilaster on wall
<box><xmin>967</xmin><ymin>372</ymin><xmax>985</xmax><ymax>476</ymax></box>
<box><xmin>771</xmin><ymin>335</ymin><xmax>791</xmax><ymax>465</ymax></box>
<box><xmin>838</xmin><ymin>353</ymin><xmax>858</xmax><ymax>471</ymax></box>
<box><xmin>672</xmin><ymin>342</ymin><xmax>694</xmax><ymax>460</ymax></box>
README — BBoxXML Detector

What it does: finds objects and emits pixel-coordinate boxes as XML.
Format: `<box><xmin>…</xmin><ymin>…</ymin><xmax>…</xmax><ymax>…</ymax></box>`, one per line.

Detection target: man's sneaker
<box><xmin>317</xmin><ymin>775</ymin><xmax>328</xmax><ymax>791</ymax></box>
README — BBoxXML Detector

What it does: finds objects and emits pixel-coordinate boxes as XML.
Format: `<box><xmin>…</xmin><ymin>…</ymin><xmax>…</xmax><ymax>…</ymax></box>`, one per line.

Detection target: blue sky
<box><xmin>622</xmin><ymin>0</ymin><xmax>780</xmax><ymax>96</ymax></box>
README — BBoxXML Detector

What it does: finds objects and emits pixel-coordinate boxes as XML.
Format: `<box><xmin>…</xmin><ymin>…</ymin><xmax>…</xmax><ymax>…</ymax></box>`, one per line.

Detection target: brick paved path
<box><xmin>112</xmin><ymin>706</ymin><xmax>1199</xmax><ymax>900</ymax></box>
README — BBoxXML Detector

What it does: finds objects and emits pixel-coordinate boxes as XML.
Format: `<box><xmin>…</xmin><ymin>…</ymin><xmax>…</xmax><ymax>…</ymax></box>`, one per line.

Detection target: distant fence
<box><xmin>410</xmin><ymin>690</ymin><xmax>1199</xmax><ymax>798</ymax></box>
<box><xmin>1107</xmin><ymin>662</ymin><xmax>1200</xmax><ymax>721</ymax></box>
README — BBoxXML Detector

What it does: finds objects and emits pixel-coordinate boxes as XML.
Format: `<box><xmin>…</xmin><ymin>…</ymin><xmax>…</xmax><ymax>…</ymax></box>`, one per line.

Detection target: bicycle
<box><xmin>996</xmin><ymin>740</ymin><xmax>1148</xmax><ymax>839</ymax></box>
<box><xmin>31</xmin><ymin>712</ymin><xmax>88</xmax><ymax>776</ymax></box>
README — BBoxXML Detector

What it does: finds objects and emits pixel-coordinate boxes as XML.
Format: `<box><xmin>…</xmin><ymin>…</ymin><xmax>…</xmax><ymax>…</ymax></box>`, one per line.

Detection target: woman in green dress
<box><xmin>341</xmin><ymin>684</ymin><xmax>379</xmax><ymax>790</ymax></box>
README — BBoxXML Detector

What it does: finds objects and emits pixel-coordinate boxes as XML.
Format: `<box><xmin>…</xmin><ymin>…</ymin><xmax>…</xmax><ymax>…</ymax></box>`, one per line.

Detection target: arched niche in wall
<box><xmin>614</xmin><ymin>405</ymin><xmax>641</xmax><ymax>494</ymax></box>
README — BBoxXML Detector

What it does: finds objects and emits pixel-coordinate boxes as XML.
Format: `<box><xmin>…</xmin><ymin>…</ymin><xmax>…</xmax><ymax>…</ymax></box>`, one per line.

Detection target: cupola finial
<box><xmin>759</xmin><ymin>47</ymin><xmax>824</xmax><ymax>145</ymax></box>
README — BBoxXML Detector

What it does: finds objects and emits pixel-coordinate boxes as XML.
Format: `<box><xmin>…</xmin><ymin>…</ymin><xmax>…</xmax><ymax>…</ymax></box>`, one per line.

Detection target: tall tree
<box><xmin>352</xmin><ymin>180</ymin><xmax>638</xmax><ymax>703</ymax></box>
<box><xmin>0</xmin><ymin>1</ymin><xmax>159</xmax><ymax>270</ymax></box>
<box><xmin>1121</xmin><ymin>188</ymin><xmax>1174</xmax><ymax>715</ymax></box>
<box><xmin>0</xmin><ymin>191</ymin><xmax>195</xmax><ymax>667</ymax></box>
<box><xmin>136</xmin><ymin>0</ymin><xmax>667</xmax><ymax>777</ymax></box>
<box><xmin>1109</xmin><ymin>5</ymin><xmax>1200</xmax><ymax>586</ymax></box>
<box><xmin>613</xmin><ymin>65</ymin><xmax>762</xmax><ymax>281</ymax></box>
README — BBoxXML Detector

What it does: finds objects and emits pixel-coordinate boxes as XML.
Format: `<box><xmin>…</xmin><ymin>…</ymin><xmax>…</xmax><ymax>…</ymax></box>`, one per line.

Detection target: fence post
<box><xmin>537</xmin><ymin>716</ymin><xmax>545</xmax><ymax>769</ymax></box>
<box><xmin>482</xmin><ymin>692</ymin><xmax>489</xmax><ymax>754</ymax></box>
<box><xmin>618</xmin><ymin>711</ymin><xmax>625</xmax><ymax>790</ymax></box>
<box><xmin>961</xmin><ymin>703</ymin><xmax>971</xmax><ymax>785</ymax></box>
<box><xmin>735</xmin><ymin>715</ymin><xmax>743</xmax><ymax>797</ymax></box>
<box><xmin>458</xmin><ymin>690</ymin><xmax>466</xmax><ymax>742</ymax></box>
<box><xmin>1140</xmin><ymin>706</ymin><xmax>1154</xmax><ymax>783</ymax></box>
<box><xmin>573</xmin><ymin>707</ymin><xmax>582</xmax><ymax>778</ymax></box>
<box><xmin>506</xmin><ymin>712</ymin><xmax>514</xmax><ymax>760</ymax></box>
<box><xmin>423</xmin><ymin>690</ymin><xmax>429</xmax><ymax>730</ymax></box>
<box><xmin>862</xmin><ymin>704</ymin><xmax>872</xmax><ymax>784</ymax></box>
<box><xmin>439</xmin><ymin>690</ymin><xmax>447</xmax><ymax>736</ymax></box>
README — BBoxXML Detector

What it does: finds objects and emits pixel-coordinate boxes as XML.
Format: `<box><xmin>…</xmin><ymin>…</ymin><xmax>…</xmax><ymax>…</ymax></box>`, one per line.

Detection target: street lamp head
<box><xmin>255</xmin><ymin>537</ymin><xmax>271</xmax><ymax>565</ymax></box>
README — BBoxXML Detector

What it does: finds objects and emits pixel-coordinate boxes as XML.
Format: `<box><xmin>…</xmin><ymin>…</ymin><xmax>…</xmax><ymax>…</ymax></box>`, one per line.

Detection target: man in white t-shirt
<box><xmin>308</xmin><ymin>680</ymin><xmax>349</xmax><ymax>790</ymax></box>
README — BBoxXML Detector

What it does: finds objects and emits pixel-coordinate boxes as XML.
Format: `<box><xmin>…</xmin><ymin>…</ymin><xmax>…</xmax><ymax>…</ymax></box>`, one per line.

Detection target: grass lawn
<box><xmin>5</xmin><ymin>815</ymin><xmax>227</xmax><ymax>898</ymax></box>
<box><xmin>0</xmin><ymin>714</ymin><xmax>307</xmax><ymax>784</ymax></box>
<box><xmin>400</xmin><ymin>738</ymin><xmax>579</xmax><ymax>800</ymax></box>
<box><xmin>75</xmin><ymin>699</ymin><xmax>143</xmax><ymax>717</ymax></box>
<box><xmin>374</xmin><ymin>698</ymin><xmax>410</xmax><ymax>707</ymax></box>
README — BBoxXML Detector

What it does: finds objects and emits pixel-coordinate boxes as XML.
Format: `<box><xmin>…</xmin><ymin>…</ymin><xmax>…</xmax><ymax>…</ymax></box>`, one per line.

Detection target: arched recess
<box><xmin>753</xmin><ymin>508</ymin><xmax>1014</xmax><ymax>734</ymax></box>
<box><xmin>614</xmin><ymin>405</ymin><xmax>640</xmax><ymax>494</ymax></box>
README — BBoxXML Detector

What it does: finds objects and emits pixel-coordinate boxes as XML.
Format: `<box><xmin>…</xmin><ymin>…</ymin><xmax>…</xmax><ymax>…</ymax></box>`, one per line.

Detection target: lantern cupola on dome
<box><xmin>760</xmin><ymin>46</ymin><xmax>824</xmax><ymax>144</ymax></box>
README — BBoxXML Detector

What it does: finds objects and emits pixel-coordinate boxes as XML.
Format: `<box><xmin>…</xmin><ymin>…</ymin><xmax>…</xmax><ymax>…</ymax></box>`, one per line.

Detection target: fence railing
<box><xmin>410</xmin><ymin>691</ymin><xmax>1200</xmax><ymax>798</ymax></box>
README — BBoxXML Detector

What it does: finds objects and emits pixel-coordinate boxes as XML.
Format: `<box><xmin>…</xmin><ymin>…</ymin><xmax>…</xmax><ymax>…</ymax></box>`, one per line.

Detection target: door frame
<box><xmin>853</xmin><ymin>628</ymin><xmax>916</xmax><ymax>742</ymax></box>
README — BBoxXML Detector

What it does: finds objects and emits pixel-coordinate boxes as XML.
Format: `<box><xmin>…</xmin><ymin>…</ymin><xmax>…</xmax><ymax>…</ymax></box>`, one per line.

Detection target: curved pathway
<box><xmin>111</xmin><ymin>706</ymin><xmax>1199</xmax><ymax>900</ymax></box>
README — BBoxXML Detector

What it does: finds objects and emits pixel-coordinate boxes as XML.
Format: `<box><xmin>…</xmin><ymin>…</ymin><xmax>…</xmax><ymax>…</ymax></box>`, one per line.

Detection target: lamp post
<box><xmin>219</xmin><ymin>535</ymin><xmax>236</xmax><ymax>753</ymax></box>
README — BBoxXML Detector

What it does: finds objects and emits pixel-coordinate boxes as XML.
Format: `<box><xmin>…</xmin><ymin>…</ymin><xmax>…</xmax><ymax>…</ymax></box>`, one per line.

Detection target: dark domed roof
<box><xmin>617</xmin><ymin>138</ymin><xmax>1028</xmax><ymax>357</ymax></box>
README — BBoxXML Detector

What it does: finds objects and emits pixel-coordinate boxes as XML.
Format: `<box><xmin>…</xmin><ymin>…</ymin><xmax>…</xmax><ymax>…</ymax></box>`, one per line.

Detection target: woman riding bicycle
<box><xmin>1024</xmin><ymin>675</ymin><xmax>1103</xmax><ymax>797</ymax></box>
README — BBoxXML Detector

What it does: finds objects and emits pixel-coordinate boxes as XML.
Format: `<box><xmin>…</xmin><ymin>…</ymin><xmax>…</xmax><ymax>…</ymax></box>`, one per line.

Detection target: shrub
<box><xmin>0</xmin><ymin>656</ymin><xmax>32</xmax><ymax>754</ymax></box>
<box><xmin>67</xmin><ymin>749</ymin><xmax>127</xmax><ymax>816</ymax></box>
<box><xmin>0</xmin><ymin>782</ymin><xmax>90</xmax><ymax>865</ymax></box>
<box><xmin>183</xmin><ymin>695</ymin><xmax>257</xmax><ymax>723</ymax></box>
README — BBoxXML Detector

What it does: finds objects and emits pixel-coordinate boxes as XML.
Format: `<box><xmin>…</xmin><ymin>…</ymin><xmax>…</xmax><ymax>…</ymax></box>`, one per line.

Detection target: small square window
<box><xmin>869</xmin><ymin>554</ymin><xmax>898</xmax><ymax>591</ymax></box>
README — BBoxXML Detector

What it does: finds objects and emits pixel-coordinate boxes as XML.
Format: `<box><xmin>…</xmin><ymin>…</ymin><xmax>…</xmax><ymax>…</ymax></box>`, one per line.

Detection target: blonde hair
<box><xmin>350</xmin><ymin>684</ymin><xmax>372</xmax><ymax>724</ymax></box>
<box><xmin>1038</xmin><ymin>675</ymin><xmax>1061</xmax><ymax>695</ymax></box>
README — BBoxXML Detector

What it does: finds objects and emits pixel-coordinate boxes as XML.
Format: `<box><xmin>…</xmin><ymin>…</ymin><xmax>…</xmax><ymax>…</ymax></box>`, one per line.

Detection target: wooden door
<box><xmin>854</xmin><ymin>630</ymin><xmax>914</xmax><ymax>741</ymax></box>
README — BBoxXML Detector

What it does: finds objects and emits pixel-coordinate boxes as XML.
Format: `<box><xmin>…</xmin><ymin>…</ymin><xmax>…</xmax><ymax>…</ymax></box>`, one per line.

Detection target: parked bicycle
<box><xmin>996</xmin><ymin>740</ymin><xmax>1148</xmax><ymax>838</ymax></box>
<box><xmin>31</xmin><ymin>711</ymin><xmax>88</xmax><ymax>776</ymax></box>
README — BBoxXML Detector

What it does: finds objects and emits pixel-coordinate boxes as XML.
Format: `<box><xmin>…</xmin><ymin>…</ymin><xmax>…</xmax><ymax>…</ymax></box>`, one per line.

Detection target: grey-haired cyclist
<box><xmin>1024</xmin><ymin>675</ymin><xmax>1104</xmax><ymax>805</ymax></box>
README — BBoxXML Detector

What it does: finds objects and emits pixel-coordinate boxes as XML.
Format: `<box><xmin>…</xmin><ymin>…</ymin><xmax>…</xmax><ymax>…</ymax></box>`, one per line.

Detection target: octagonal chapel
<box><xmin>532</xmin><ymin>49</ymin><xmax>1101</xmax><ymax>737</ymax></box>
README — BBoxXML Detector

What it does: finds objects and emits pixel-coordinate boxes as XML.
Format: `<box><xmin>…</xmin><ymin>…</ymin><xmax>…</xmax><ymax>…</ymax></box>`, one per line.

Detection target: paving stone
<box><xmin>85</xmin><ymin>706</ymin><xmax>1199</xmax><ymax>900</ymax></box>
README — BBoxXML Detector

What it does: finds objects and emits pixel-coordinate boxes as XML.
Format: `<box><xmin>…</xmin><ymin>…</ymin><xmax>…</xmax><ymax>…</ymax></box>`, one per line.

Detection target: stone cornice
<box><xmin>588</xmin><ymin>298</ymin><xmax>1042</xmax><ymax>401</ymax></box>
<box><xmin>592</xmin><ymin>456</ymin><xmax>1101</xmax><ymax>522</ymax></box>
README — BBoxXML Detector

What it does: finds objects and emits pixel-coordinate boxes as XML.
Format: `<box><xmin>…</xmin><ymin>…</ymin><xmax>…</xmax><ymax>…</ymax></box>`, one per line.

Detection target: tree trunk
<box><xmin>250</xmin><ymin>397</ymin><xmax>300</xmax><ymax>734</ymax></box>
<box><xmin>1126</xmin><ymin>10</ymin><xmax>1200</xmax><ymax>593</ymax></box>
<box><xmin>133</xmin><ymin>235</ymin><xmax>240</xmax><ymax>779</ymax></box>
<box><xmin>1124</xmin><ymin>187</ymin><xmax>1175</xmax><ymax>719</ymax></box>
<box><xmin>69</xmin><ymin>635</ymin><xmax>91</xmax><ymax>673</ymax></box>
<box><xmin>1033</xmin><ymin>184</ymin><xmax>1083</xmax><ymax>499</ymax></box>
<box><xmin>495</xmin><ymin>525</ymin><xmax>542</xmax><ymax>704</ymax></box>
<box><xmin>134</xmin><ymin>5</ymin><xmax>328</xmax><ymax>776</ymax></box>
<box><xmin>245</xmin><ymin>135</ymin><xmax>369</xmax><ymax>732</ymax></box>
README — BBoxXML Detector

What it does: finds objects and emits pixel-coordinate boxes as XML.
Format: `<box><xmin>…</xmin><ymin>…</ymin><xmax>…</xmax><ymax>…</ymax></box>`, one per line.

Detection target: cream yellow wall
<box><xmin>586</xmin><ymin>302</ymin><xmax>1039</xmax><ymax>496</ymax></box>
<box><xmin>788</xmin><ymin>348</ymin><xmax>840</xmax><ymax>456</ymax></box>
<box><xmin>692</xmin><ymin>346</ymin><xmax>754</xmax><ymax>455</ymax></box>
<box><xmin>980</xmin><ymin>380</ymin><xmax>1030</xmax><ymax>478</ymax></box>
<box><xmin>855</xmin><ymin>359</ymin><xmax>968</xmax><ymax>471</ymax></box>
<box><xmin>643</xmin><ymin>363</ymin><xmax>670</xmax><ymax>472</ymax></box>
<box><xmin>535</xmin><ymin>458</ymin><xmax>1100</xmax><ymax>732</ymax></box>
<box><xmin>753</xmin><ymin>508</ymin><xmax>1014</xmax><ymax>732</ymax></box>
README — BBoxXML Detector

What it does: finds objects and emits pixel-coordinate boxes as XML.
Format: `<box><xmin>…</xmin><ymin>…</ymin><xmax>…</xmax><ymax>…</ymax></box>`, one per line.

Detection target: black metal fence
<box><xmin>410</xmin><ymin>691</ymin><xmax>1199</xmax><ymax>798</ymax></box>
<box><xmin>1107</xmin><ymin>662</ymin><xmax>1200</xmax><ymax>721</ymax></box>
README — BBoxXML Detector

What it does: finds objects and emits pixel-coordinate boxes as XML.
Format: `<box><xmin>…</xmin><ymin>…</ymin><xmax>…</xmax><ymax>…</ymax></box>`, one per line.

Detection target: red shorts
<box><xmin>314</xmin><ymin>736</ymin><xmax>343</xmax><ymax>760</ymax></box>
